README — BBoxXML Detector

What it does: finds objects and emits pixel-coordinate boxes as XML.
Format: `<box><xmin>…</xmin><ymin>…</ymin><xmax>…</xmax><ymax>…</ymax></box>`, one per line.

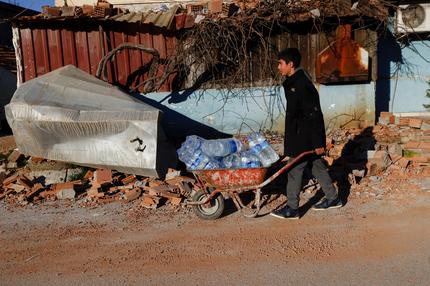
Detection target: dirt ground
<box><xmin>1</xmin><ymin>189</ymin><xmax>430</xmax><ymax>286</ymax></box>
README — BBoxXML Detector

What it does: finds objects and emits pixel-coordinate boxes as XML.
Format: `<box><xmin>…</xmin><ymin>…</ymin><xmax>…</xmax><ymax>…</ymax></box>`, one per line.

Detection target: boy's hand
<box><xmin>314</xmin><ymin>147</ymin><xmax>325</xmax><ymax>155</ymax></box>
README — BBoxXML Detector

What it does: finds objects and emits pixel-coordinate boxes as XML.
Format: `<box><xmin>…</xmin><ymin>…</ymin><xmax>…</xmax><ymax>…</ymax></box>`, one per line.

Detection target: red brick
<box><xmin>148</xmin><ymin>180</ymin><xmax>164</xmax><ymax>187</ymax></box>
<box><xmin>398</xmin><ymin>117</ymin><xmax>410</xmax><ymax>126</ymax></box>
<box><xmin>419</xmin><ymin>142</ymin><xmax>430</xmax><ymax>150</ymax></box>
<box><xmin>165</xmin><ymin>176</ymin><xmax>195</xmax><ymax>186</ymax></box>
<box><xmin>121</xmin><ymin>175</ymin><xmax>136</xmax><ymax>185</ymax></box>
<box><xmin>18</xmin><ymin>175</ymin><xmax>34</xmax><ymax>189</ymax></box>
<box><xmin>409</xmin><ymin>118</ymin><xmax>423</xmax><ymax>129</ymax></box>
<box><xmin>379</xmin><ymin>112</ymin><xmax>393</xmax><ymax>119</ymax></box>
<box><xmin>409</xmin><ymin>156</ymin><xmax>429</xmax><ymax>163</ymax></box>
<box><xmin>82</xmin><ymin>4</ymin><xmax>93</xmax><ymax>15</ymax></box>
<box><xmin>94</xmin><ymin>169</ymin><xmax>112</xmax><ymax>184</ymax></box>
<box><xmin>26</xmin><ymin>183</ymin><xmax>45</xmax><ymax>199</ymax></box>
<box><xmin>6</xmin><ymin>183</ymin><xmax>25</xmax><ymax>192</ymax></box>
<box><xmin>54</xmin><ymin>182</ymin><xmax>74</xmax><ymax>192</ymax></box>
<box><xmin>39</xmin><ymin>190</ymin><xmax>56</xmax><ymax>199</ymax></box>
<box><xmin>7</xmin><ymin>150</ymin><xmax>23</xmax><ymax>163</ymax></box>
<box><xmin>397</xmin><ymin>157</ymin><xmax>410</xmax><ymax>168</ymax></box>
<box><xmin>168</xmin><ymin>197</ymin><xmax>182</xmax><ymax>206</ymax></box>
<box><xmin>208</xmin><ymin>0</ymin><xmax>223</xmax><ymax>13</ymax></box>
<box><xmin>0</xmin><ymin>188</ymin><xmax>15</xmax><ymax>200</ymax></box>
<box><xmin>404</xmin><ymin>141</ymin><xmax>420</xmax><ymax>149</ymax></box>
<box><xmin>141</xmin><ymin>194</ymin><xmax>160</xmax><ymax>209</ymax></box>
<box><xmin>123</xmin><ymin>188</ymin><xmax>141</xmax><ymax>202</ymax></box>
<box><xmin>29</xmin><ymin>157</ymin><xmax>45</xmax><ymax>164</ymax></box>
<box><xmin>84</xmin><ymin>170</ymin><xmax>93</xmax><ymax>180</ymax></box>
<box><xmin>2</xmin><ymin>173</ymin><xmax>19</xmax><ymax>186</ymax></box>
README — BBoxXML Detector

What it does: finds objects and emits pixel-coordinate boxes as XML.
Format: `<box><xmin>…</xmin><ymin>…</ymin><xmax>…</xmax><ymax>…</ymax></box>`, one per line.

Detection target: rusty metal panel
<box><xmin>153</xmin><ymin>34</ymin><xmax>167</xmax><ymax>91</ymax></box>
<box><xmin>113</xmin><ymin>31</ymin><xmax>128</xmax><ymax>85</ymax></box>
<box><xmin>128</xmin><ymin>32</ymin><xmax>144</xmax><ymax>91</ymax></box>
<box><xmin>20</xmin><ymin>28</ymin><xmax>35</xmax><ymax>82</ymax></box>
<box><xmin>61</xmin><ymin>30</ymin><xmax>77</xmax><ymax>67</ymax></box>
<box><xmin>16</xmin><ymin>24</ymin><xmax>178</xmax><ymax>93</ymax></box>
<box><xmin>33</xmin><ymin>29</ymin><xmax>49</xmax><ymax>77</ymax></box>
<box><xmin>87</xmin><ymin>30</ymin><xmax>103</xmax><ymax>76</ymax></box>
<box><xmin>316</xmin><ymin>25</ymin><xmax>370</xmax><ymax>84</ymax></box>
<box><xmin>47</xmin><ymin>29</ymin><xmax>63</xmax><ymax>71</ymax></box>
<box><xmin>102</xmin><ymin>31</ymin><xmax>114</xmax><ymax>83</ymax></box>
<box><xmin>166</xmin><ymin>36</ymin><xmax>176</xmax><ymax>90</ymax></box>
<box><xmin>139</xmin><ymin>32</ymin><xmax>154</xmax><ymax>91</ymax></box>
<box><xmin>75</xmin><ymin>31</ymin><xmax>90</xmax><ymax>73</ymax></box>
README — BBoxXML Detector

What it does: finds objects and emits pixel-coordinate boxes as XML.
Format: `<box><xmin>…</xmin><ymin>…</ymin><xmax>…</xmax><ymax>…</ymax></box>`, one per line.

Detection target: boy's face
<box><xmin>278</xmin><ymin>59</ymin><xmax>294</xmax><ymax>76</ymax></box>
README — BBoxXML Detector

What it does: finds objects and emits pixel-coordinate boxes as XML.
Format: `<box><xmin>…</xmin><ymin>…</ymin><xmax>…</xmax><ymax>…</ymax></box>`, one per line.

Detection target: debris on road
<box><xmin>1</xmin><ymin>112</ymin><xmax>430</xmax><ymax>211</ymax></box>
<box><xmin>0</xmin><ymin>149</ymin><xmax>193</xmax><ymax>209</ymax></box>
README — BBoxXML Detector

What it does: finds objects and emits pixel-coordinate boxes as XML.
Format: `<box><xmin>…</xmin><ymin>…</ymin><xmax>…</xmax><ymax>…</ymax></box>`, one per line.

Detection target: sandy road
<box><xmin>1</xmin><ymin>194</ymin><xmax>430</xmax><ymax>286</ymax></box>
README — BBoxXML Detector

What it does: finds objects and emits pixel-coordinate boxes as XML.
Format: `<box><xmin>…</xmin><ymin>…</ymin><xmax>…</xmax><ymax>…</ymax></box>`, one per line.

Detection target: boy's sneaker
<box><xmin>312</xmin><ymin>197</ymin><xmax>343</xmax><ymax>210</ymax></box>
<box><xmin>270</xmin><ymin>206</ymin><xmax>300</xmax><ymax>220</ymax></box>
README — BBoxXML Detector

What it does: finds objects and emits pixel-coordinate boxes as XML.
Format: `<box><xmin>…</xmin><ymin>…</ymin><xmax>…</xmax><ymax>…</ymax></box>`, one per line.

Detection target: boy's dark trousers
<box><xmin>285</xmin><ymin>156</ymin><xmax>337</xmax><ymax>210</ymax></box>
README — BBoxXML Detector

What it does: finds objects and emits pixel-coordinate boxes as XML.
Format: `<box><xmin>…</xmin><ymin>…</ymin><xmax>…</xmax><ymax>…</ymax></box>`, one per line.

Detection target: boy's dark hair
<box><xmin>277</xmin><ymin>48</ymin><xmax>301</xmax><ymax>68</ymax></box>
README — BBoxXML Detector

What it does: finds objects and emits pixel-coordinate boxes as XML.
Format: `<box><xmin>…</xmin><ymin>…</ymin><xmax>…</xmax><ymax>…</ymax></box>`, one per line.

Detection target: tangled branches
<box><xmin>168</xmin><ymin>0</ymin><xmax>392</xmax><ymax>94</ymax></box>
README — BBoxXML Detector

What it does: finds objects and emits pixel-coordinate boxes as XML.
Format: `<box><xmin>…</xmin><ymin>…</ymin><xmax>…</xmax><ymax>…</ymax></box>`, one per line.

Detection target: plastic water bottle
<box><xmin>223</xmin><ymin>153</ymin><xmax>241</xmax><ymax>169</ymax></box>
<box><xmin>239</xmin><ymin>151</ymin><xmax>262</xmax><ymax>168</ymax></box>
<box><xmin>177</xmin><ymin>135</ymin><xmax>206</xmax><ymax>169</ymax></box>
<box><xmin>201</xmin><ymin>138</ymin><xmax>244</xmax><ymax>157</ymax></box>
<box><xmin>185</xmin><ymin>135</ymin><xmax>203</xmax><ymax>152</ymax></box>
<box><xmin>189</xmin><ymin>151</ymin><xmax>210</xmax><ymax>170</ymax></box>
<box><xmin>247</xmin><ymin>132</ymin><xmax>279</xmax><ymax>167</ymax></box>
<box><xmin>204</xmin><ymin>159</ymin><xmax>223</xmax><ymax>170</ymax></box>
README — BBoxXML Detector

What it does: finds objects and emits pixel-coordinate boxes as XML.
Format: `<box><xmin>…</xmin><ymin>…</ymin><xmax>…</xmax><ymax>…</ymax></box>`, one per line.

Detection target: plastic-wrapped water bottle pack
<box><xmin>177</xmin><ymin>133</ymin><xmax>279</xmax><ymax>170</ymax></box>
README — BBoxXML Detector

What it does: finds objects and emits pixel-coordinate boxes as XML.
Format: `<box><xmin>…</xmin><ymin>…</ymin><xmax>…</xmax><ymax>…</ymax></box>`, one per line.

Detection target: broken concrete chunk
<box><xmin>165</xmin><ymin>168</ymin><xmax>181</xmax><ymax>181</ymax></box>
<box><xmin>6</xmin><ymin>162</ymin><xmax>18</xmax><ymax>169</ymax></box>
<box><xmin>420</xmin><ymin>121</ymin><xmax>430</xmax><ymax>131</ymax></box>
<box><xmin>352</xmin><ymin>169</ymin><xmax>365</xmax><ymax>178</ymax></box>
<box><xmin>6</xmin><ymin>183</ymin><xmax>25</xmax><ymax>193</ymax></box>
<box><xmin>388</xmin><ymin>143</ymin><xmax>402</xmax><ymax>157</ymax></box>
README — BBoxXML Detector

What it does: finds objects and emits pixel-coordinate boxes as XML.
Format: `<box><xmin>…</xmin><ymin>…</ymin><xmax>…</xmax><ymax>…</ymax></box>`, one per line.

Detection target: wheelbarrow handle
<box><xmin>281</xmin><ymin>150</ymin><xmax>316</xmax><ymax>163</ymax></box>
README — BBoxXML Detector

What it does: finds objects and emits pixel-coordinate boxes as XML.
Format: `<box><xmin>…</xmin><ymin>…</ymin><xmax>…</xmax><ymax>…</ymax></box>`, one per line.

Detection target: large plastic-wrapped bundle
<box><xmin>5</xmin><ymin>65</ymin><xmax>177</xmax><ymax>177</ymax></box>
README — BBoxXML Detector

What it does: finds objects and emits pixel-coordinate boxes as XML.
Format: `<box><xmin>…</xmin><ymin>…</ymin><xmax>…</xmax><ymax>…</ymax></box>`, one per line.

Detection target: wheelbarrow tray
<box><xmin>191</xmin><ymin>168</ymin><xmax>267</xmax><ymax>189</ymax></box>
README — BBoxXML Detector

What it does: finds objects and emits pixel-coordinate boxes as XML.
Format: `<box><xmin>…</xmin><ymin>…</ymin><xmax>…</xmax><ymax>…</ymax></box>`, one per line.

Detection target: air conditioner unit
<box><xmin>396</xmin><ymin>3</ymin><xmax>430</xmax><ymax>33</ymax></box>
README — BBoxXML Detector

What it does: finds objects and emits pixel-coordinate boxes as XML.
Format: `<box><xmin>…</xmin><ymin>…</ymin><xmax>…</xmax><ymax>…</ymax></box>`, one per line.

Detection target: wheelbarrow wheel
<box><xmin>192</xmin><ymin>189</ymin><xmax>225</xmax><ymax>220</ymax></box>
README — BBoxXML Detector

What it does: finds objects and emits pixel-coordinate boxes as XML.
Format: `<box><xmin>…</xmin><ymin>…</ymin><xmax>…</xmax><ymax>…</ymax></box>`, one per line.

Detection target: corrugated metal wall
<box><xmin>14</xmin><ymin>23</ymin><xmax>177</xmax><ymax>92</ymax></box>
<box><xmin>14</xmin><ymin>21</ymin><xmax>377</xmax><ymax>93</ymax></box>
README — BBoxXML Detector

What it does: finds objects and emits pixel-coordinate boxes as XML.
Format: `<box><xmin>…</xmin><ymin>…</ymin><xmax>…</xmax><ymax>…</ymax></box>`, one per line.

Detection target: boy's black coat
<box><xmin>283</xmin><ymin>69</ymin><xmax>326</xmax><ymax>157</ymax></box>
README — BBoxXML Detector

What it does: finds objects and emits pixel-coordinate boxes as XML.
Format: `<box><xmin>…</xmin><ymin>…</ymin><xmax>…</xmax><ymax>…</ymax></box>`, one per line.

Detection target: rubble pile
<box><xmin>2</xmin><ymin>112</ymin><xmax>430</xmax><ymax>210</ymax></box>
<box><xmin>0</xmin><ymin>150</ymin><xmax>194</xmax><ymax>209</ymax></box>
<box><xmin>325</xmin><ymin>113</ymin><xmax>430</xmax><ymax>199</ymax></box>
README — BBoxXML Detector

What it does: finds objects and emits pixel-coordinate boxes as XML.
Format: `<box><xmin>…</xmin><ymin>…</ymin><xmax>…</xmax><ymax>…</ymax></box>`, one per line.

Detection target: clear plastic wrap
<box><xmin>5</xmin><ymin>65</ymin><xmax>177</xmax><ymax>177</ymax></box>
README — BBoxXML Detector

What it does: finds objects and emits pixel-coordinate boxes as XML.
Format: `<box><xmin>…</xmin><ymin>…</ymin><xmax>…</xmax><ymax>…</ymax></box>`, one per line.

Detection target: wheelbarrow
<box><xmin>186</xmin><ymin>150</ymin><xmax>315</xmax><ymax>220</ymax></box>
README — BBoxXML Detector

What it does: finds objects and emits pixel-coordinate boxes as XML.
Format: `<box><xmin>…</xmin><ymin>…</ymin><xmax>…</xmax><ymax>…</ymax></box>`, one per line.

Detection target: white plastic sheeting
<box><xmin>5</xmin><ymin>65</ymin><xmax>177</xmax><ymax>177</ymax></box>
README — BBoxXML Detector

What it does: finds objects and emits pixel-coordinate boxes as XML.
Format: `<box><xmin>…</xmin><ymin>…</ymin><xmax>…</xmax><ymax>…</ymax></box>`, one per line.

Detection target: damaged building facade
<box><xmin>9</xmin><ymin>0</ymin><xmax>430</xmax><ymax>137</ymax></box>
